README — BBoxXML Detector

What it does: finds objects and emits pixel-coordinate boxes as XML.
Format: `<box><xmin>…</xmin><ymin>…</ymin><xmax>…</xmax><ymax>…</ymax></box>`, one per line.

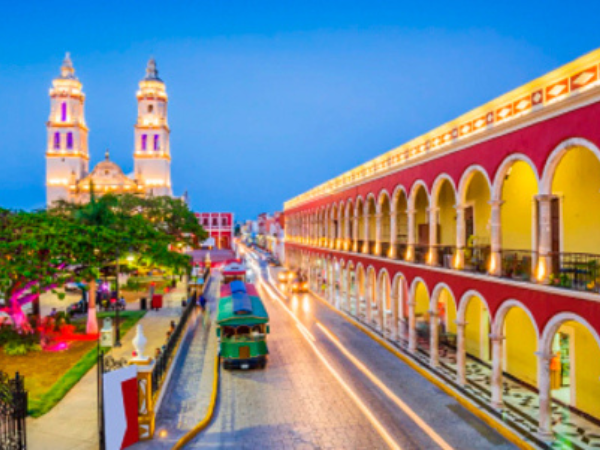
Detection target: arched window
<box><xmin>141</xmin><ymin>134</ymin><xmax>147</xmax><ymax>151</ymax></box>
<box><xmin>53</xmin><ymin>132</ymin><xmax>60</xmax><ymax>149</ymax></box>
<box><xmin>153</xmin><ymin>134</ymin><xmax>160</xmax><ymax>151</ymax></box>
<box><xmin>61</xmin><ymin>102</ymin><xmax>67</xmax><ymax>122</ymax></box>
<box><xmin>66</xmin><ymin>132</ymin><xmax>73</xmax><ymax>150</ymax></box>
<box><xmin>148</xmin><ymin>104</ymin><xmax>154</xmax><ymax>113</ymax></box>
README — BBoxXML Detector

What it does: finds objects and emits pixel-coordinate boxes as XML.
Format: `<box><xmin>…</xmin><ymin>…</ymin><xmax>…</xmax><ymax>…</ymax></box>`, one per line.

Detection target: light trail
<box><xmin>316</xmin><ymin>322</ymin><xmax>454</xmax><ymax>450</ymax></box>
<box><xmin>258</xmin><ymin>278</ymin><xmax>400</xmax><ymax>450</ymax></box>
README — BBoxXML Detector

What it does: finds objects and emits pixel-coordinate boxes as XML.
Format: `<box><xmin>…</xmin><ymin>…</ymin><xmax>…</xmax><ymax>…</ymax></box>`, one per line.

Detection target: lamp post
<box><xmin>114</xmin><ymin>247</ymin><xmax>122</xmax><ymax>347</ymax></box>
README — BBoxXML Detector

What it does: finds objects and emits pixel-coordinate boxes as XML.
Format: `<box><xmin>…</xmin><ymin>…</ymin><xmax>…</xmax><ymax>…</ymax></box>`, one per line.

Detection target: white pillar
<box><xmin>536</xmin><ymin>351</ymin><xmax>555</xmax><ymax>441</ymax></box>
<box><xmin>407</xmin><ymin>207</ymin><xmax>416</xmax><ymax>261</ymax></box>
<box><xmin>456</xmin><ymin>320</ymin><xmax>467</xmax><ymax>386</ymax></box>
<box><xmin>428</xmin><ymin>207</ymin><xmax>439</xmax><ymax>266</ymax></box>
<box><xmin>429</xmin><ymin>310</ymin><xmax>440</xmax><ymax>367</ymax></box>
<box><xmin>455</xmin><ymin>204</ymin><xmax>466</xmax><ymax>269</ymax></box>
<box><xmin>490</xmin><ymin>333</ymin><xmax>505</xmax><ymax>409</ymax></box>
<box><xmin>375</xmin><ymin>213</ymin><xmax>382</xmax><ymax>256</ymax></box>
<box><xmin>352</xmin><ymin>216</ymin><xmax>359</xmax><ymax>252</ymax></box>
<box><xmin>408</xmin><ymin>300</ymin><xmax>417</xmax><ymax>353</ymax></box>
<box><xmin>535</xmin><ymin>195</ymin><xmax>555</xmax><ymax>284</ymax></box>
<box><xmin>489</xmin><ymin>200</ymin><xmax>504</xmax><ymax>276</ymax></box>
<box><xmin>390</xmin><ymin>212</ymin><xmax>397</xmax><ymax>258</ymax></box>
<box><xmin>363</xmin><ymin>211</ymin><xmax>370</xmax><ymax>253</ymax></box>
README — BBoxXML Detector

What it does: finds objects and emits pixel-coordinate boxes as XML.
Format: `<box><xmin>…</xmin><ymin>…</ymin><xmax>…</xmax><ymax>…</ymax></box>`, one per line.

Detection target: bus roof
<box><xmin>217</xmin><ymin>282</ymin><xmax>269</xmax><ymax>325</ymax></box>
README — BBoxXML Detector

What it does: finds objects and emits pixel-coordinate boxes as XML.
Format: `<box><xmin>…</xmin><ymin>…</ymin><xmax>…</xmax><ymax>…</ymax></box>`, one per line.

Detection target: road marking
<box><xmin>316</xmin><ymin>322</ymin><xmax>454</xmax><ymax>450</ymax></box>
<box><xmin>256</xmin><ymin>278</ymin><xmax>400</xmax><ymax>450</ymax></box>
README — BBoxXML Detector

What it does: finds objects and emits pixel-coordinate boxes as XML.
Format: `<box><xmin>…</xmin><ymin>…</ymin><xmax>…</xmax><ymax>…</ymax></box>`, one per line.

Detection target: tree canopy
<box><xmin>0</xmin><ymin>193</ymin><xmax>206</xmax><ymax>328</ymax></box>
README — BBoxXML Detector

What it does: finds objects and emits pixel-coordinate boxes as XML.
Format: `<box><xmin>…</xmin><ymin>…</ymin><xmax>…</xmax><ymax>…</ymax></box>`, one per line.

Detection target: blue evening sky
<box><xmin>0</xmin><ymin>1</ymin><xmax>599</xmax><ymax>220</ymax></box>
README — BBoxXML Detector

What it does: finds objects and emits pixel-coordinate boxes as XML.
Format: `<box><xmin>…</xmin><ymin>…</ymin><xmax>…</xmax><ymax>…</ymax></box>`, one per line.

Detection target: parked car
<box><xmin>65</xmin><ymin>282</ymin><xmax>84</xmax><ymax>293</ymax></box>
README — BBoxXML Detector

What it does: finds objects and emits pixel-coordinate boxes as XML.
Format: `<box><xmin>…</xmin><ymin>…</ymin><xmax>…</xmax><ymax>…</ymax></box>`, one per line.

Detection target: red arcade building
<box><xmin>195</xmin><ymin>212</ymin><xmax>234</xmax><ymax>250</ymax></box>
<box><xmin>284</xmin><ymin>48</ymin><xmax>600</xmax><ymax>443</ymax></box>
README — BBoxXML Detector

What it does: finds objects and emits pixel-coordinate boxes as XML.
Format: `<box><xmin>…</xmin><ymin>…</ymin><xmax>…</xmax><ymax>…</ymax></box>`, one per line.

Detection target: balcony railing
<box><xmin>434</xmin><ymin>245</ymin><xmax>456</xmax><ymax>269</ymax></box>
<box><xmin>549</xmin><ymin>252</ymin><xmax>600</xmax><ymax>293</ymax></box>
<box><xmin>356</xmin><ymin>240</ymin><xmax>364</xmax><ymax>253</ymax></box>
<box><xmin>395</xmin><ymin>243</ymin><xmax>407</xmax><ymax>261</ymax></box>
<box><xmin>366</xmin><ymin>240</ymin><xmax>376</xmax><ymax>255</ymax></box>
<box><xmin>295</xmin><ymin>236</ymin><xmax>600</xmax><ymax>296</ymax></box>
<box><xmin>413</xmin><ymin>245</ymin><xmax>428</xmax><ymax>264</ymax></box>
<box><xmin>463</xmin><ymin>245</ymin><xmax>491</xmax><ymax>274</ymax></box>
<box><xmin>500</xmin><ymin>249</ymin><xmax>535</xmax><ymax>282</ymax></box>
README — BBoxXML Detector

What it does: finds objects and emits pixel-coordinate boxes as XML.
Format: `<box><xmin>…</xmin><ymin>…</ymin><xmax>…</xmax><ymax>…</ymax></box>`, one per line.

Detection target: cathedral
<box><xmin>46</xmin><ymin>53</ymin><xmax>173</xmax><ymax>205</ymax></box>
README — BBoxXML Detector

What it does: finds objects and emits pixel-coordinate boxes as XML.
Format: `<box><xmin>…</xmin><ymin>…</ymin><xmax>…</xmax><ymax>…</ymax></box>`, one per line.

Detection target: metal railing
<box><xmin>356</xmin><ymin>240</ymin><xmax>364</xmax><ymax>253</ymax></box>
<box><xmin>463</xmin><ymin>245</ymin><xmax>491</xmax><ymax>274</ymax></box>
<box><xmin>0</xmin><ymin>372</ymin><xmax>27</xmax><ymax>450</ymax></box>
<box><xmin>380</xmin><ymin>242</ymin><xmax>391</xmax><ymax>257</ymax></box>
<box><xmin>151</xmin><ymin>272</ymin><xmax>208</xmax><ymax>396</ymax></box>
<box><xmin>549</xmin><ymin>252</ymin><xmax>600</xmax><ymax>293</ymax></box>
<box><xmin>435</xmin><ymin>245</ymin><xmax>456</xmax><ymax>268</ymax></box>
<box><xmin>500</xmin><ymin>249</ymin><xmax>535</xmax><ymax>281</ymax></box>
<box><xmin>395</xmin><ymin>243</ymin><xmax>407</xmax><ymax>261</ymax></box>
<box><xmin>366</xmin><ymin>240</ymin><xmax>376</xmax><ymax>255</ymax></box>
<box><xmin>413</xmin><ymin>245</ymin><xmax>428</xmax><ymax>264</ymax></box>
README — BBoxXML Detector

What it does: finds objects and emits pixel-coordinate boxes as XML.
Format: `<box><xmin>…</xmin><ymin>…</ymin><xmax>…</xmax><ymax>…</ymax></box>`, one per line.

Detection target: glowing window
<box><xmin>61</xmin><ymin>102</ymin><xmax>67</xmax><ymax>122</ymax></box>
<box><xmin>141</xmin><ymin>134</ymin><xmax>147</xmax><ymax>151</ymax></box>
<box><xmin>54</xmin><ymin>132</ymin><xmax>60</xmax><ymax>149</ymax></box>
<box><xmin>154</xmin><ymin>135</ymin><xmax>160</xmax><ymax>151</ymax></box>
<box><xmin>66</xmin><ymin>132</ymin><xmax>73</xmax><ymax>149</ymax></box>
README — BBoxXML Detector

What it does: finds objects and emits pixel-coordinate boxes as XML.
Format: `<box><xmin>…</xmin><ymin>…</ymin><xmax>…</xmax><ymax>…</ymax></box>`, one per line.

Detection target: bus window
<box><xmin>236</xmin><ymin>326</ymin><xmax>251</xmax><ymax>337</ymax></box>
<box><xmin>251</xmin><ymin>325</ymin><xmax>263</xmax><ymax>336</ymax></box>
<box><xmin>222</xmin><ymin>326</ymin><xmax>235</xmax><ymax>339</ymax></box>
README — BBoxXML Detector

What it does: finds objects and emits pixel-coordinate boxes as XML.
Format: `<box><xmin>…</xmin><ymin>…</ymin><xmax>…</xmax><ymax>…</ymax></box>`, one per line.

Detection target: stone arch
<box><xmin>431</xmin><ymin>173</ymin><xmax>458</xmax><ymax>203</ymax></box>
<box><xmin>540</xmin><ymin>137</ymin><xmax>600</xmax><ymax>195</ymax></box>
<box><xmin>492</xmin><ymin>299</ymin><xmax>540</xmax><ymax>338</ymax></box>
<box><xmin>408</xmin><ymin>179</ymin><xmax>430</xmax><ymax>210</ymax></box>
<box><xmin>458</xmin><ymin>165</ymin><xmax>493</xmax><ymax>204</ymax></box>
<box><xmin>540</xmin><ymin>312</ymin><xmax>600</xmax><ymax>356</ymax></box>
<box><xmin>491</xmin><ymin>153</ymin><xmax>540</xmax><ymax>202</ymax></box>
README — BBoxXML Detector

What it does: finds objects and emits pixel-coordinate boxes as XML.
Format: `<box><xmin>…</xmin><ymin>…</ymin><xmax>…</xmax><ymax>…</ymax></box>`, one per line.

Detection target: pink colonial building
<box><xmin>195</xmin><ymin>212</ymin><xmax>234</xmax><ymax>250</ymax></box>
<box><xmin>284</xmin><ymin>48</ymin><xmax>600</xmax><ymax>442</ymax></box>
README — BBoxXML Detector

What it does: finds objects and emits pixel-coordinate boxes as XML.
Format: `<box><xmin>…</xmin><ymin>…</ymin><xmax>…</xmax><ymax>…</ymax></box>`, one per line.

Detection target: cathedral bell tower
<box><xmin>134</xmin><ymin>58</ymin><xmax>172</xmax><ymax>196</ymax></box>
<box><xmin>46</xmin><ymin>53</ymin><xmax>89</xmax><ymax>205</ymax></box>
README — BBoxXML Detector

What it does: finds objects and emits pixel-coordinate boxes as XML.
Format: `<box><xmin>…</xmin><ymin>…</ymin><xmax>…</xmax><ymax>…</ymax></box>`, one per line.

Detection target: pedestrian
<box><xmin>199</xmin><ymin>294</ymin><xmax>207</xmax><ymax>312</ymax></box>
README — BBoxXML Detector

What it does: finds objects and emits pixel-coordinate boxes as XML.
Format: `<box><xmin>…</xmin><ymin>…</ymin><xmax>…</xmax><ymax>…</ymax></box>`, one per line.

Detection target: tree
<box><xmin>0</xmin><ymin>209</ymin><xmax>92</xmax><ymax>329</ymax></box>
<box><xmin>49</xmin><ymin>192</ymin><xmax>200</xmax><ymax>332</ymax></box>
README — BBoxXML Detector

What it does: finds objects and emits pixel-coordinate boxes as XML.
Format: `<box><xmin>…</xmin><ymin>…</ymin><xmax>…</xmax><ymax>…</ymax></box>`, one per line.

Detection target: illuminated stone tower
<box><xmin>134</xmin><ymin>58</ymin><xmax>172</xmax><ymax>196</ymax></box>
<box><xmin>46</xmin><ymin>53</ymin><xmax>89</xmax><ymax>205</ymax></box>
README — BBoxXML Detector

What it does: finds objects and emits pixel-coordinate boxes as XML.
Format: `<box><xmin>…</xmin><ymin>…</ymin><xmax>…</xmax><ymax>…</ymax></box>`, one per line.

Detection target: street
<box><xmin>181</xmin><ymin>251</ymin><xmax>516</xmax><ymax>449</ymax></box>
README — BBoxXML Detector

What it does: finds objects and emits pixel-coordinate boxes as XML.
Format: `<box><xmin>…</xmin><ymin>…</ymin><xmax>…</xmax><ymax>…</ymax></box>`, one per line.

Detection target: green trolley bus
<box><xmin>217</xmin><ymin>280</ymin><xmax>270</xmax><ymax>369</ymax></box>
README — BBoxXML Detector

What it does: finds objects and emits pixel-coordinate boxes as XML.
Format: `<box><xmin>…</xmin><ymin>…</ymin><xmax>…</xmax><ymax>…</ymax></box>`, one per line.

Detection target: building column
<box><xmin>375</xmin><ymin>213</ymin><xmax>382</xmax><ymax>256</ymax></box>
<box><xmin>389</xmin><ymin>212</ymin><xmax>397</xmax><ymax>259</ymax></box>
<box><xmin>456</xmin><ymin>320</ymin><xmax>467</xmax><ymax>386</ymax></box>
<box><xmin>353</xmin><ymin>216</ymin><xmax>359</xmax><ymax>252</ymax></box>
<box><xmin>406</xmin><ymin>208</ymin><xmax>416</xmax><ymax>262</ymax></box>
<box><xmin>408</xmin><ymin>300</ymin><xmax>417</xmax><ymax>354</ymax></box>
<box><xmin>363</xmin><ymin>212</ymin><xmax>370</xmax><ymax>253</ymax></box>
<box><xmin>428</xmin><ymin>207</ymin><xmax>439</xmax><ymax>266</ymax></box>
<box><xmin>429</xmin><ymin>310</ymin><xmax>440</xmax><ymax>367</ymax></box>
<box><xmin>535</xmin><ymin>195</ymin><xmax>556</xmax><ymax>284</ymax></box>
<box><xmin>536</xmin><ymin>351</ymin><xmax>555</xmax><ymax>441</ymax></box>
<box><xmin>489</xmin><ymin>200</ymin><xmax>504</xmax><ymax>276</ymax></box>
<box><xmin>490</xmin><ymin>333</ymin><xmax>505</xmax><ymax>409</ymax></box>
<box><xmin>455</xmin><ymin>204</ymin><xmax>466</xmax><ymax>269</ymax></box>
<box><xmin>390</xmin><ymin>292</ymin><xmax>399</xmax><ymax>341</ymax></box>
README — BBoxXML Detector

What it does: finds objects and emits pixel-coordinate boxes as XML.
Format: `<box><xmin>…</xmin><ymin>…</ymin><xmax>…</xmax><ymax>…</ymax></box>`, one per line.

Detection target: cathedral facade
<box><xmin>46</xmin><ymin>53</ymin><xmax>173</xmax><ymax>205</ymax></box>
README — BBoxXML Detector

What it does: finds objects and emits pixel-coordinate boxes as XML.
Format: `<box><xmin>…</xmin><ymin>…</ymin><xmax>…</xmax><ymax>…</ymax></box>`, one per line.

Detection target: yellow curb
<box><xmin>172</xmin><ymin>350</ymin><xmax>220</xmax><ymax>450</ymax></box>
<box><xmin>308</xmin><ymin>289</ymin><xmax>538</xmax><ymax>450</ymax></box>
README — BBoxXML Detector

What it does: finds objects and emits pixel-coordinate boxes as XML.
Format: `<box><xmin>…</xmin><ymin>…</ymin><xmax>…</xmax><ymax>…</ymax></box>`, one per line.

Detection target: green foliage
<box><xmin>4</xmin><ymin>342</ymin><xmax>28</xmax><ymax>356</ymax></box>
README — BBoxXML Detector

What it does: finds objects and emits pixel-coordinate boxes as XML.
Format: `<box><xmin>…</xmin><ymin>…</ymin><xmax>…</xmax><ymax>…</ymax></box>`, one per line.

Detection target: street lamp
<box><xmin>114</xmin><ymin>247</ymin><xmax>122</xmax><ymax>347</ymax></box>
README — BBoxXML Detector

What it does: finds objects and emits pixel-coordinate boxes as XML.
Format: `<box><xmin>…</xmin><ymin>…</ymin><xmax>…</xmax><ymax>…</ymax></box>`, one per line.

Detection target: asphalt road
<box><xmin>186</xmin><ymin>250</ymin><xmax>517</xmax><ymax>449</ymax></box>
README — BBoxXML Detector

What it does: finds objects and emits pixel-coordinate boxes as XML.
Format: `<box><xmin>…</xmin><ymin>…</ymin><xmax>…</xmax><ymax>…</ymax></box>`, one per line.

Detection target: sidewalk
<box><xmin>27</xmin><ymin>282</ymin><xmax>189</xmax><ymax>450</ymax></box>
<box><xmin>322</xmin><ymin>285</ymin><xmax>600</xmax><ymax>450</ymax></box>
<box><xmin>131</xmin><ymin>273</ymin><xmax>220</xmax><ymax>449</ymax></box>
